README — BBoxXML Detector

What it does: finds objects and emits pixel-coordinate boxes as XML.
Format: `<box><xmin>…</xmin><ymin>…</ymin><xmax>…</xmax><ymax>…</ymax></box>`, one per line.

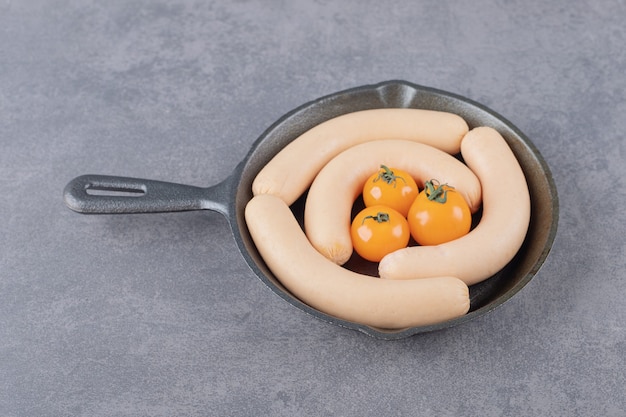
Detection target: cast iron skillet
<box><xmin>64</xmin><ymin>80</ymin><xmax>559</xmax><ymax>339</ymax></box>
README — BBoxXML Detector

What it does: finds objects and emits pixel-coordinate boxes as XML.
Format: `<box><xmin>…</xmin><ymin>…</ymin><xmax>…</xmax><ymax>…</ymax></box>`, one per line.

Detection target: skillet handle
<box><xmin>63</xmin><ymin>174</ymin><xmax>230</xmax><ymax>215</ymax></box>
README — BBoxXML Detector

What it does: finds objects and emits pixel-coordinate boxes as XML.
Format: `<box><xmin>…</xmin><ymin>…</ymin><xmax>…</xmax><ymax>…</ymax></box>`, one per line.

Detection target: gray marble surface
<box><xmin>1</xmin><ymin>1</ymin><xmax>625</xmax><ymax>416</ymax></box>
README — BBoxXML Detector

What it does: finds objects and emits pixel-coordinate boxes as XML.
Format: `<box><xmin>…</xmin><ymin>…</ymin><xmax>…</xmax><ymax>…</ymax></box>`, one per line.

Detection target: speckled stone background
<box><xmin>1</xmin><ymin>1</ymin><xmax>625</xmax><ymax>416</ymax></box>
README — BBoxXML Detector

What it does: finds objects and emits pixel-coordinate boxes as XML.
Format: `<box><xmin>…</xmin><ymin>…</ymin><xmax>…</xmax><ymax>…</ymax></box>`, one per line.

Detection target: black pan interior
<box><xmin>228</xmin><ymin>80</ymin><xmax>559</xmax><ymax>339</ymax></box>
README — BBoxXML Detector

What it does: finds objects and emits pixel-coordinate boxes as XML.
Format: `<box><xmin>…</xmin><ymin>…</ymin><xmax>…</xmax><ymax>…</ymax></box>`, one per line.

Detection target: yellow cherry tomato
<box><xmin>407</xmin><ymin>180</ymin><xmax>471</xmax><ymax>246</ymax></box>
<box><xmin>362</xmin><ymin>165</ymin><xmax>419</xmax><ymax>217</ymax></box>
<box><xmin>350</xmin><ymin>205</ymin><xmax>410</xmax><ymax>262</ymax></box>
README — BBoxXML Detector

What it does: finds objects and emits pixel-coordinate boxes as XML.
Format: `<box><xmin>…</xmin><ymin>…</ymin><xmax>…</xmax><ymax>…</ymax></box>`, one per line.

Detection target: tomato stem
<box><xmin>424</xmin><ymin>179</ymin><xmax>453</xmax><ymax>204</ymax></box>
<box><xmin>362</xmin><ymin>212</ymin><xmax>390</xmax><ymax>225</ymax></box>
<box><xmin>374</xmin><ymin>165</ymin><xmax>406</xmax><ymax>188</ymax></box>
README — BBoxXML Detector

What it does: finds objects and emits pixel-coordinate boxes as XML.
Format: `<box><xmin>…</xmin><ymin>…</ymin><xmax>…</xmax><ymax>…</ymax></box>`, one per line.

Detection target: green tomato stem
<box><xmin>424</xmin><ymin>179</ymin><xmax>454</xmax><ymax>204</ymax></box>
<box><xmin>362</xmin><ymin>212</ymin><xmax>390</xmax><ymax>225</ymax></box>
<box><xmin>374</xmin><ymin>165</ymin><xmax>406</xmax><ymax>188</ymax></box>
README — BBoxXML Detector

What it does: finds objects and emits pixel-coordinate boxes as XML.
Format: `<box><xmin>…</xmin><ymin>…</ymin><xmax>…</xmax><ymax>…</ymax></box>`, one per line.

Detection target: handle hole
<box><xmin>85</xmin><ymin>187</ymin><xmax>146</xmax><ymax>197</ymax></box>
